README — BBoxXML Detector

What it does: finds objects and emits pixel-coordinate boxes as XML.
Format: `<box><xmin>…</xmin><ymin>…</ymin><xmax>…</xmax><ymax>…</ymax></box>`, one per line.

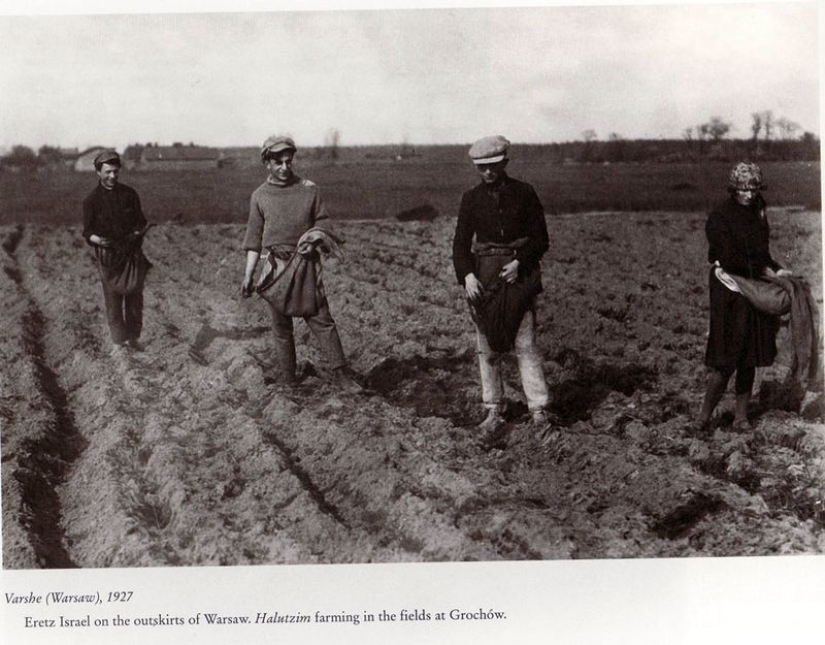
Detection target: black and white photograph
<box><xmin>1</xmin><ymin>0</ymin><xmax>822</xmax><ymax>642</ymax></box>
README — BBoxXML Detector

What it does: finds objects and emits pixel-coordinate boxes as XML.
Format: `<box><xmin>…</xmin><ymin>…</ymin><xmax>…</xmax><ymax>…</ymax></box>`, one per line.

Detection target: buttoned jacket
<box><xmin>452</xmin><ymin>174</ymin><xmax>549</xmax><ymax>285</ymax></box>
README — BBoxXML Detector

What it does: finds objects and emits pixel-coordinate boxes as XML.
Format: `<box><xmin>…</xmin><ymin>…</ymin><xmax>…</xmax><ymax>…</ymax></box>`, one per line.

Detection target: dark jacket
<box><xmin>82</xmin><ymin>183</ymin><xmax>147</xmax><ymax>244</ymax></box>
<box><xmin>706</xmin><ymin>194</ymin><xmax>779</xmax><ymax>277</ymax></box>
<box><xmin>82</xmin><ymin>182</ymin><xmax>151</xmax><ymax>295</ymax></box>
<box><xmin>452</xmin><ymin>174</ymin><xmax>549</xmax><ymax>285</ymax></box>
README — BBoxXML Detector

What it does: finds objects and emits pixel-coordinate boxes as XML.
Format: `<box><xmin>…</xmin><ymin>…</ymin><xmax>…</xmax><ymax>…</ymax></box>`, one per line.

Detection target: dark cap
<box><xmin>468</xmin><ymin>135</ymin><xmax>510</xmax><ymax>164</ymax></box>
<box><xmin>261</xmin><ymin>135</ymin><xmax>297</xmax><ymax>160</ymax></box>
<box><xmin>93</xmin><ymin>150</ymin><xmax>121</xmax><ymax>166</ymax></box>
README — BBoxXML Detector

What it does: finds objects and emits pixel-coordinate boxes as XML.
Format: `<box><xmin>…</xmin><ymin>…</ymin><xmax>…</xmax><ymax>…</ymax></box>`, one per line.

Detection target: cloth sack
<box><xmin>257</xmin><ymin>227</ymin><xmax>344</xmax><ymax>317</ymax></box>
<box><xmin>715</xmin><ymin>266</ymin><xmax>821</xmax><ymax>389</ymax></box>
<box><xmin>95</xmin><ymin>226</ymin><xmax>153</xmax><ymax>296</ymax></box>
<box><xmin>469</xmin><ymin>238</ymin><xmax>542</xmax><ymax>353</ymax></box>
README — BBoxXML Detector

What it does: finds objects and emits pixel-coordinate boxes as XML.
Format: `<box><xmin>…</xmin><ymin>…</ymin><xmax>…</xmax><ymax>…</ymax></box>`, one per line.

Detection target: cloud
<box><xmin>0</xmin><ymin>3</ymin><xmax>818</xmax><ymax>149</ymax></box>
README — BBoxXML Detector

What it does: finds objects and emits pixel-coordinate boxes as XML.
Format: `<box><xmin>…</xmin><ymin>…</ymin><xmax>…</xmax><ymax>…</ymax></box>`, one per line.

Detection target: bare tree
<box><xmin>695</xmin><ymin>122</ymin><xmax>709</xmax><ymax>156</ymax></box>
<box><xmin>775</xmin><ymin>117</ymin><xmax>800</xmax><ymax>141</ymax></box>
<box><xmin>324</xmin><ymin>128</ymin><xmax>341</xmax><ymax>161</ymax></box>
<box><xmin>750</xmin><ymin>112</ymin><xmax>762</xmax><ymax>142</ymax></box>
<box><xmin>681</xmin><ymin>126</ymin><xmax>696</xmax><ymax>158</ymax></box>
<box><xmin>761</xmin><ymin>110</ymin><xmax>774</xmax><ymax>142</ymax></box>
<box><xmin>580</xmin><ymin>130</ymin><xmax>598</xmax><ymax>162</ymax></box>
<box><xmin>705</xmin><ymin>116</ymin><xmax>731</xmax><ymax>142</ymax></box>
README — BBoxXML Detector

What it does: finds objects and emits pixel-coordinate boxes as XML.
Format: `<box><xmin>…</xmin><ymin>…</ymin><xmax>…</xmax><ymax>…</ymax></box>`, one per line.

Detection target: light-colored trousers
<box><xmin>475</xmin><ymin>308</ymin><xmax>549</xmax><ymax>411</ymax></box>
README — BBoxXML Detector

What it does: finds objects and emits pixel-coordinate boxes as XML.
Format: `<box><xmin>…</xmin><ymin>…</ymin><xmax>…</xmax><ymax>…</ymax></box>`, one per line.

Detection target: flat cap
<box><xmin>261</xmin><ymin>135</ymin><xmax>297</xmax><ymax>159</ymax></box>
<box><xmin>468</xmin><ymin>135</ymin><xmax>510</xmax><ymax>164</ymax></box>
<box><xmin>93</xmin><ymin>149</ymin><xmax>120</xmax><ymax>166</ymax></box>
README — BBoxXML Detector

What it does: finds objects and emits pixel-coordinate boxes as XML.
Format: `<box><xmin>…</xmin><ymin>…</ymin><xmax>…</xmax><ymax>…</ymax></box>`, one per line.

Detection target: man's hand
<box><xmin>90</xmin><ymin>235</ymin><xmax>113</xmax><ymax>247</ymax></box>
<box><xmin>241</xmin><ymin>277</ymin><xmax>254</xmax><ymax>298</ymax></box>
<box><xmin>464</xmin><ymin>273</ymin><xmax>483</xmax><ymax>300</ymax></box>
<box><xmin>243</xmin><ymin>250</ymin><xmax>260</xmax><ymax>298</ymax></box>
<box><xmin>765</xmin><ymin>266</ymin><xmax>795</xmax><ymax>279</ymax></box>
<box><xmin>499</xmin><ymin>259</ymin><xmax>519</xmax><ymax>284</ymax></box>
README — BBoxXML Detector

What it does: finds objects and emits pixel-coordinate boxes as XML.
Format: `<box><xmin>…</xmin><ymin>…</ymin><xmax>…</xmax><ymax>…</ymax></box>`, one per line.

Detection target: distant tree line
<box><xmin>522</xmin><ymin>133</ymin><xmax>819</xmax><ymax>165</ymax></box>
<box><xmin>0</xmin><ymin>144</ymin><xmax>78</xmax><ymax>171</ymax></box>
<box><xmin>1</xmin><ymin>109</ymin><xmax>819</xmax><ymax>171</ymax></box>
<box><xmin>563</xmin><ymin>113</ymin><xmax>818</xmax><ymax>164</ymax></box>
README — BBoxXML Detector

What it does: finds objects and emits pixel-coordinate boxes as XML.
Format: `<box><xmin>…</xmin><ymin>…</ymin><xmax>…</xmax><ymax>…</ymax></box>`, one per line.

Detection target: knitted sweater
<box><xmin>243</xmin><ymin>175</ymin><xmax>331</xmax><ymax>252</ymax></box>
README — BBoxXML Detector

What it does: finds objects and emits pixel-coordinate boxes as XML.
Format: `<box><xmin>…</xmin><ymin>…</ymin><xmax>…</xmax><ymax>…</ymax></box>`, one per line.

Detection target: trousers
<box><xmin>267</xmin><ymin>292</ymin><xmax>346</xmax><ymax>379</ymax></box>
<box><xmin>475</xmin><ymin>307</ymin><xmax>549</xmax><ymax>411</ymax></box>
<box><xmin>101</xmin><ymin>282</ymin><xmax>143</xmax><ymax>345</ymax></box>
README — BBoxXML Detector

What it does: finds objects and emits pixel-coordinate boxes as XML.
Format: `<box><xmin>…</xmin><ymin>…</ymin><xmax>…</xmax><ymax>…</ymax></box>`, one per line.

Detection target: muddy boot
<box><xmin>686</xmin><ymin>418</ymin><xmax>712</xmax><ymax>437</ymax></box>
<box><xmin>264</xmin><ymin>347</ymin><xmax>297</xmax><ymax>387</ymax></box>
<box><xmin>110</xmin><ymin>342</ymin><xmax>129</xmax><ymax>358</ymax></box>
<box><xmin>530</xmin><ymin>409</ymin><xmax>549</xmax><ymax>425</ymax></box>
<box><xmin>333</xmin><ymin>366</ymin><xmax>364</xmax><ymax>394</ymax></box>
<box><xmin>530</xmin><ymin>409</ymin><xmax>563</xmax><ymax>446</ymax></box>
<box><xmin>476</xmin><ymin>406</ymin><xmax>506</xmax><ymax>448</ymax></box>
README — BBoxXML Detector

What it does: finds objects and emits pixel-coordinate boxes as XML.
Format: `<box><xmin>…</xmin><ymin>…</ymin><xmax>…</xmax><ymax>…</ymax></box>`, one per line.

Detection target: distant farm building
<box><xmin>122</xmin><ymin>145</ymin><xmax>145</xmax><ymax>170</ymax></box>
<box><xmin>74</xmin><ymin>146</ymin><xmax>112</xmax><ymax>172</ymax></box>
<box><xmin>137</xmin><ymin>144</ymin><xmax>220</xmax><ymax>170</ymax></box>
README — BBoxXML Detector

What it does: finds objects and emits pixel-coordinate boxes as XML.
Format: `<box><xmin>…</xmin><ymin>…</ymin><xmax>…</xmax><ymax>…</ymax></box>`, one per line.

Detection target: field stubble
<box><xmin>1</xmin><ymin>208</ymin><xmax>824</xmax><ymax>567</ymax></box>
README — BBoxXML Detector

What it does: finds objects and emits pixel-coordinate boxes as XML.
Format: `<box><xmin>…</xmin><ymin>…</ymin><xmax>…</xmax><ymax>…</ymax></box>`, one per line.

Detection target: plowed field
<box><xmin>2</xmin><ymin>209</ymin><xmax>824</xmax><ymax>568</ymax></box>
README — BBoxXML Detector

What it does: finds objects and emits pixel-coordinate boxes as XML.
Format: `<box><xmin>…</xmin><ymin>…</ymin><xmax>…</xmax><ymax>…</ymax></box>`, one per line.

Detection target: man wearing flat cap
<box><xmin>82</xmin><ymin>150</ymin><xmax>152</xmax><ymax>353</ymax></box>
<box><xmin>242</xmin><ymin>135</ymin><xmax>362</xmax><ymax>393</ymax></box>
<box><xmin>452</xmin><ymin>135</ymin><xmax>552</xmax><ymax>443</ymax></box>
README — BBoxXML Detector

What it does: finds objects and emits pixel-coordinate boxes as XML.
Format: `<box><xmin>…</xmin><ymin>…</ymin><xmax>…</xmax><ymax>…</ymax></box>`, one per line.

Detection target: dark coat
<box><xmin>705</xmin><ymin>195</ymin><xmax>780</xmax><ymax>369</ymax></box>
<box><xmin>82</xmin><ymin>183</ymin><xmax>147</xmax><ymax>244</ymax></box>
<box><xmin>452</xmin><ymin>174</ymin><xmax>549</xmax><ymax>286</ymax></box>
<box><xmin>82</xmin><ymin>182</ymin><xmax>151</xmax><ymax>295</ymax></box>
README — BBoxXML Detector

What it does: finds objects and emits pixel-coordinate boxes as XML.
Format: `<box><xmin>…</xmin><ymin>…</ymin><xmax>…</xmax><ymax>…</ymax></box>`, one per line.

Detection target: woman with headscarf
<box><xmin>695</xmin><ymin>162</ymin><xmax>793</xmax><ymax>431</ymax></box>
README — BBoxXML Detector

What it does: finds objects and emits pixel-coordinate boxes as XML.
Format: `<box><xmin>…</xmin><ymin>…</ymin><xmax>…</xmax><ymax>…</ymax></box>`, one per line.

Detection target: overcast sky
<box><xmin>0</xmin><ymin>1</ymin><xmax>819</xmax><ymax>151</ymax></box>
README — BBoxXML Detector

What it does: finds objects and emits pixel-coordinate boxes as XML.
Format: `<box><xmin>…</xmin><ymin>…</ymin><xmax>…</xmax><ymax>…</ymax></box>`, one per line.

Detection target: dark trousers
<box><xmin>102</xmin><ymin>283</ymin><xmax>143</xmax><ymax>345</ymax></box>
<box><xmin>268</xmin><ymin>296</ymin><xmax>346</xmax><ymax>378</ymax></box>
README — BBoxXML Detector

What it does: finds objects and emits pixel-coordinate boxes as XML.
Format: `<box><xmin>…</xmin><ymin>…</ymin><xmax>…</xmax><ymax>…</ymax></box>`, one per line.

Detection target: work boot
<box><xmin>476</xmin><ymin>407</ymin><xmax>506</xmax><ymax>448</ymax></box>
<box><xmin>530</xmin><ymin>409</ymin><xmax>549</xmax><ymax>426</ymax></box>
<box><xmin>687</xmin><ymin>418</ymin><xmax>712</xmax><ymax>437</ymax></box>
<box><xmin>268</xmin><ymin>347</ymin><xmax>297</xmax><ymax>386</ymax></box>
<box><xmin>333</xmin><ymin>366</ymin><xmax>364</xmax><ymax>394</ymax></box>
<box><xmin>477</xmin><ymin>406</ymin><xmax>504</xmax><ymax>431</ymax></box>
<box><xmin>530</xmin><ymin>409</ymin><xmax>563</xmax><ymax>447</ymax></box>
<box><xmin>110</xmin><ymin>341</ymin><xmax>129</xmax><ymax>358</ymax></box>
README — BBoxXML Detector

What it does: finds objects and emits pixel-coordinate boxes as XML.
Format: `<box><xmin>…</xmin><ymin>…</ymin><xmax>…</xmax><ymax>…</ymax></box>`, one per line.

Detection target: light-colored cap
<box><xmin>261</xmin><ymin>135</ymin><xmax>297</xmax><ymax>160</ymax></box>
<box><xmin>468</xmin><ymin>135</ymin><xmax>510</xmax><ymax>164</ymax></box>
